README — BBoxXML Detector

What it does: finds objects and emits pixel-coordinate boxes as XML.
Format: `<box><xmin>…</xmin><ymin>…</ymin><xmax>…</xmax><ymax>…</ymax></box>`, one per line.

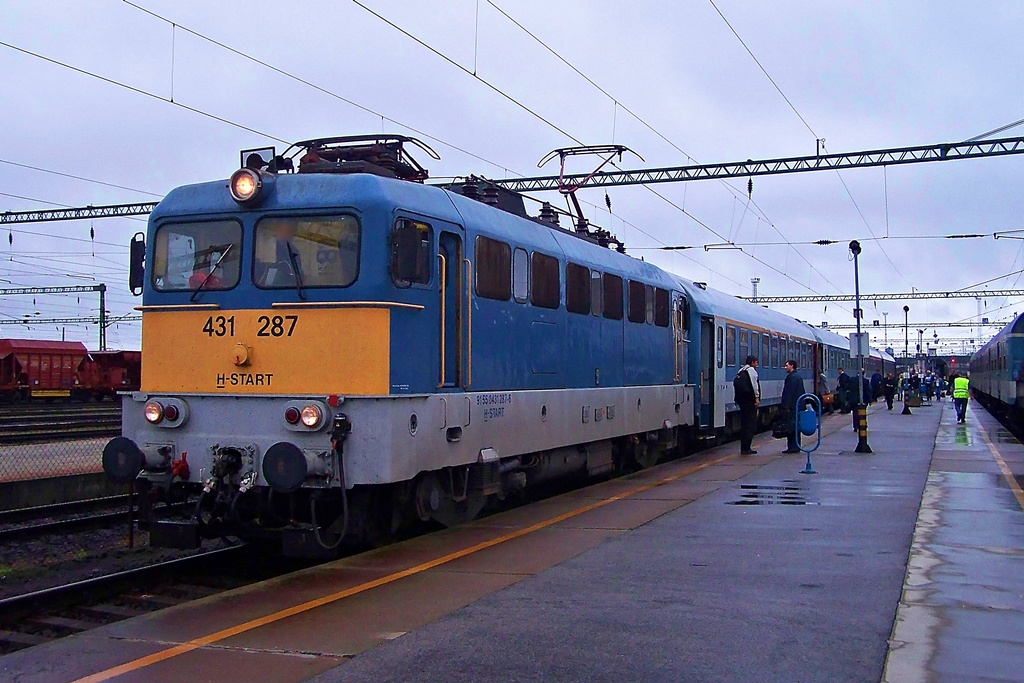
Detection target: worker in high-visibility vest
<box><xmin>951</xmin><ymin>373</ymin><xmax>970</xmax><ymax>424</ymax></box>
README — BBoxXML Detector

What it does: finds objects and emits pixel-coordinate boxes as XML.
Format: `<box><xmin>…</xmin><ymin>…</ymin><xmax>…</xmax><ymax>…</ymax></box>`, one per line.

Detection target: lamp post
<box><xmin>882</xmin><ymin>311</ymin><xmax>889</xmax><ymax>347</ymax></box>
<box><xmin>850</xmin><ymin>240</ymin><xmax>871</xmax><ymax>453</ymax></box>
<box><xmin>902</xmin><ymin>305</ymin><xmax>912</xmax><ymax>415</ymax></box>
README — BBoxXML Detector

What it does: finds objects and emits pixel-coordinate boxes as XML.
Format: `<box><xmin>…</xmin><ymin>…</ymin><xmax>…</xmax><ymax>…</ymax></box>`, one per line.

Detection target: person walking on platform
<box><xmin>936</xmin><ymin>376</ymin><xmax>945</xmax><ymax>400</ymax></box>
<box><xmin>871</xmin><ymin>370</ymin><xmax>883</xmax><ymax>403</ymax></box>
<box><xmin>836</xmin><ymin>367</ymin><xmax>851</xmax><ymax>413</ymax></box>
<box><xmin>952</xmin><ymin>372</ymin><xmax>970</xmax><ymax>423</ymax></box>
<box><xmin>734</xmin><ymin>355</ymin><xmax>760</xmax><ymax>455</ymax></box>
<box><xmin>781</xmin><ymin>359</ymin><xmax>805</xmax><ymax>453</ymax></box>
<box><xmin>883</xmin><ymin>372</ymin><xmax>897</xmax><ymax>410</ymax></box>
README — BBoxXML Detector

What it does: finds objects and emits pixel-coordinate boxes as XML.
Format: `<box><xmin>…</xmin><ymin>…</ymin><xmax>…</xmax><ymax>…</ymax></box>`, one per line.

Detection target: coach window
<box><xmin>603</xmin><ymin>273</ymin><xmax>623</xmax><ymax>320</ymax></box>
<box><xmin>566</xmin><ymin>262</ymin><xmax>591</xmax><ymax>314</ymax></box>
<box><xmin>771</xmin><ymin>335</ymin><xmax>779</xmax><ymax>368</ymax></box>
<box><xmin>512</xmin><ymin>247</ymin><xmax>529</xmax><ymax>303</ymax></box>
<box><xmin>717</xmin><ymin>326</ymin><xmax>724</xmax><ymax>368</ymax></box>
<box><xmin>530</xmin><ymin>252</ymin><xmax>560</xmax><ymax>309</ymax></box>
<box><xmin>475</xmin><ymin>236</ymin><xmax>511</xmax><ymax>300</ymax></box>
<box><xmin>255</xmin><ymin>215</ymin><xmax>359</xmax><ymax>289</ymax></box>
<box><xmin>390</xmin><ymin>218</ymin><xmax>431</xmax><ymax>287</ymax></box>
<box><xmin>739</xmin><ymin>329</ymin><xmax>749</xmax><ymax>364</ymax></box>
<box><xmin>153</xmin><ymin>219</ymin><xmax>242</xmax><ymax>292</ymax></box>
<box><xmin>762</xmin><ymin>334</ymin><xmax>770</xmax><ymax>364</ymax></box>
<box><xmin>654</xmin><ymin>288</ymin><xmax>670</xmax><ymax>327</ymax></box>
<box><xmin>627</xmin><ymin>281</ymin><xmax>646</xmax><ymax>323</ymax></box>
<box><xmin>590</xmin><ymin>270</ymin><xmax>603</xmax><ymax>316</ymax></box>
<box><xmin>726</xmin><ymin>326</ymin><xmax>737</xmax><ymax>367</ymax></box>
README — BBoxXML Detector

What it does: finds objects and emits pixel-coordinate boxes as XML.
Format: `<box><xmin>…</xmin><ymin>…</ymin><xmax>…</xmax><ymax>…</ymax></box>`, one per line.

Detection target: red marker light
<box><xmin>284</xmin><ymin>407</ymin><xmax>301</xmax><ymax>424</ymax></box>
<box><xmin>164</xmin><ymin>404</ymin><xmax>179</xmax><ymax>421</ymax></box>
<box><xmin>327</xmin><ymin>394</ymin><xmax>339</xmax><ymax>407</ymax></box>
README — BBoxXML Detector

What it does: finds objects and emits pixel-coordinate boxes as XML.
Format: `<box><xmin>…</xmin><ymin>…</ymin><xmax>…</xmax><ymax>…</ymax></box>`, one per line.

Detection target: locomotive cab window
<box><xmin>627</xmin><ymin>281</ymin><xmax>646</xmax><ymax>323</ymax></box>
<box><xmin>254</xmin><ymin>215</ymin><xmax>359</xmax><ymax>289</ymax></box>
<box><xmin>654</xmin><ymin>287</ymin><xmax>670</xmax><ymax>327</ymax></box>
<box><xmin>530</xmin><ymin>252</ymin><xmax>560</xmax><ymax>309</ymax></box>
<box><xmin>152</xmin><ymin>219</ymin><xmax>242</xmax><ymax>292</ymax></box>
<box><xmin>391</xmin><ymin>218</ymin><xmax>431</xmax><ymax>286</ymax></box>
<box><xmin>475</xmin><ymin>236</ymin><xmax>511</xmax><ymax>300</ymax></box>
<box><xmin>603</xmin><ymin>273</ymin><xmax>623</xmax><ymax>320</ymax></box>
<box><xmin>566</xmin><ymin>263</ymin><xmax>591</xmax><ymax>314</ymax></box>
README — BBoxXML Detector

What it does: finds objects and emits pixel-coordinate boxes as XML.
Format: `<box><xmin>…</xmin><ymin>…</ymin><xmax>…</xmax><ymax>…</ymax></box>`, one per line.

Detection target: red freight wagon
<box><xmin>0</xmin><ymin>339</ymin><xmax>88</xmax><ymax>402</ymax></box>
<box><xmin>75</xmin><ymin>350</ymin><xmax>142</xmax><ymax>400</ymax></box>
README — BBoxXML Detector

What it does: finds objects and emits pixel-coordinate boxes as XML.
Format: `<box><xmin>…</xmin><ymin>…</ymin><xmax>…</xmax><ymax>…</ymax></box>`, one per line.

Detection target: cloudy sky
<box><xmin>2</xmin><ymin>0</ymin><xmax>1022</xmax><ymax>354</ymax></box>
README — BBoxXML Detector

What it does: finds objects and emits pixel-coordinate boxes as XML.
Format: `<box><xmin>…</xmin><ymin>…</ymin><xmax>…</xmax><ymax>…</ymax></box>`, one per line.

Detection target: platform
<box><xmin>2</xmin><ymin>398</ymin><xmax>1022</xmax><ymax>682</ymax></box>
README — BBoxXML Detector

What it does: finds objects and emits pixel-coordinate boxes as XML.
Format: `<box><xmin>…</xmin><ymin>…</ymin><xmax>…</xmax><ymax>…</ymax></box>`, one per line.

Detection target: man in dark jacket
<box><xmin>871</xmin><ymin>371</ymin><xmax>883</xmax><ymax>403</ymax></box>
<box><xmin>882</xmin><ymin>372</ymin><xmax>898</xmax><ymax>410</ymax></box>
<box><xmin>734</xmin><ymin>355</ymin><xmax>760</xmax><ymax>455</ymax></box>
<box><xmin>836</xmin><ymin>367</ymin><xmax>851</xmax><ymax>413</ymax></box>
<box><xmin>781</xmin><ymin>359</ymin><xmax>805</xmax><ymax>453</ymax></box>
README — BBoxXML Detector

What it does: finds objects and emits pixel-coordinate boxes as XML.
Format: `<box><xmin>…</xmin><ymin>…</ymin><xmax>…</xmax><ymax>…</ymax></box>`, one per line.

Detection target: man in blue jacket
<box><xmin>781</xmin><ymin>359</ymin><xmax>805</xmax><ymax>453</ymax></box>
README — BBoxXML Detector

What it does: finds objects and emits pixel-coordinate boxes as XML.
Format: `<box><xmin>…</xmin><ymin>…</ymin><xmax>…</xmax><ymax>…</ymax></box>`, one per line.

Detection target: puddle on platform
<box><xmin>728</xmin><ymin>483</ymin><xmax>819</xmax><ymax>506</ymax></box>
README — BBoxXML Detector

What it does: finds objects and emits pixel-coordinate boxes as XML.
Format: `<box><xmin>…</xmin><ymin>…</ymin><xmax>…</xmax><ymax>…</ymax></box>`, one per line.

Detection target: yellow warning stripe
<box><xmin>73</xmin><ymin>451</ymin><xmax>740</xmax><ymax>682</ymax></box>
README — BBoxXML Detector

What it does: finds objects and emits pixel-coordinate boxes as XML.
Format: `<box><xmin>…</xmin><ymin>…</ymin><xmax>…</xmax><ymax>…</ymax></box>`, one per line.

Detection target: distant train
<box><xmin>103</xmin><ymin>134</ymin><xmax>891</xmax><ymax>557</ymax></box>
<box><xmin>970</xmin><ymin>312</ymin><xmax>1022</xmax><ymax>414</ymax></box>
<box><xmin>0</xmin><ymin>339</ymin><xmax>140</xmax><ymax>402</ymax></box>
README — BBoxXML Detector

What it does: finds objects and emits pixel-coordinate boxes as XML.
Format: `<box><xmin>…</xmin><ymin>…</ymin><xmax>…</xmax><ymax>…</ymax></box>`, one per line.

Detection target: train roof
<box><xmin>675</xmin><ymin>280</ymin><xmax>816</xmax><ymax>338</ymax></box>
<box><xmin>0</xmin><ymin>339</ymin><xmax>88</xmax><ymax>357</ymax></box>
<box><xmin>972</xmin><ymin>310</ymin><xmax>1024</xmax><ymax>362</ymax></box>
<box><xmin>811</xmin><ymin>326</ymin><xmax>851</xmax><ymax>349</ymax></box>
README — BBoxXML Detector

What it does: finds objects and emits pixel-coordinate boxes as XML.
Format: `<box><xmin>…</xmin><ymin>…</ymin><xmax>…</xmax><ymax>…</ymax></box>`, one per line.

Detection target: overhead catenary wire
<box><xmin>350</xmin><ymin>1</ymin><xmax>845</xmax><ymax>309</ymax></box>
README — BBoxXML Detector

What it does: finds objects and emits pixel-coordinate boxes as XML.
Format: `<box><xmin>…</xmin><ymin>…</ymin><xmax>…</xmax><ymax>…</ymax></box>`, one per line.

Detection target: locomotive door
<box><xmin>699</xmin><ymin>317</ymin><xmax>714</xmax><ymax>427</ymax></box>
<box><xmin>673</xmin><ymin>294</ymin><xmax>688</xmax><ymax>383</ymax></box>
<box><xmin>438</xmin><ymin>231</ymin><xmax>463</xmax><ymax>388</ymax></box>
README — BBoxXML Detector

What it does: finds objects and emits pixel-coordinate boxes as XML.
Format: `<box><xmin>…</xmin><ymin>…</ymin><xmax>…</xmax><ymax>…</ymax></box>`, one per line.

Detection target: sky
<box><xmin>1</xmin><ymin>0</ymin><xmax>1022</xmax><ymax>354</ymax></box>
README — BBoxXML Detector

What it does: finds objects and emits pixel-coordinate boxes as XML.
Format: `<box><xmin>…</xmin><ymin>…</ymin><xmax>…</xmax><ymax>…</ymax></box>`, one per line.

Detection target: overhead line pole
<box><xmin>0</xmin><ymin>284</ymin><xmax>109</xmax><ymax>350</ymax></box>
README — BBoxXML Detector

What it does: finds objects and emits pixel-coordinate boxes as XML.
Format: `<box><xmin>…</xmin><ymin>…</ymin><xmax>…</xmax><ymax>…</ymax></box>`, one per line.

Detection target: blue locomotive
<box><xmin>103</xmin><ymin>136</ymin><xmax>864</xmax><ymax>556</ymax></box>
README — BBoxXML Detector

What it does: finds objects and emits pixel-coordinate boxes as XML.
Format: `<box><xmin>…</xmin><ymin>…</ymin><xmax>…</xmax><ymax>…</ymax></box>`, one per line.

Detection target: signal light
<box><xmin>284</xmin><ymin>407</ymin><xmax>301</xmax><ymax>425</ymax></box>
<box><xmin>163</xmin><ymin>404</ymin><xmax>179</xmax><ymax>422</ymax></box>
<box><xmin>144</xmin><ymin>401</ymin><xmax>164</xmax><ymax>424</ymax></box>
<box><xmin>229</xmin><ymin>168</ymin><xmax>262</xmax><ymax>204</ymax></box>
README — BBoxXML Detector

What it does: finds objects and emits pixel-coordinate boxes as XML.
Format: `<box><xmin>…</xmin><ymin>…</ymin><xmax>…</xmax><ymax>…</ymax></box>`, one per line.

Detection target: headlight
<box><xmin>144</xmin><ymin>401</ymin><xmax>164</xmax><ymax>424</ymax></box>
<box><xmin>300</xmin><ymin>404</ymin><xmax>322</xmax><ymax>428</ymax></box>
<box><xmin>229</xmin><ymin>168</ymin><xmax>262</xmax><ymax>204</ymax></box>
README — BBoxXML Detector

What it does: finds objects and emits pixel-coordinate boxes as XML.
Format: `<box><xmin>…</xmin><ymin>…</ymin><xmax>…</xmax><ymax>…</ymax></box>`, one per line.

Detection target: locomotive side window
<box><xmin>153</xmin><ymin>220</ymin><xmax>242</xmax><ymax>292</ymax></box>
<box><xmin>530</xmin><ymin>252</ymin><xmax>560</xmax><ymax>309</ymax></box>
<box><xmin>590</xmin><ymin>270</ymin><xmax>603</xmax><ymax>316</ymax></box>
<box><xmin>565</xmin><ymin>263</ymin><xmax>591</xmax><ymax>314</ymax></box>
<box><xmin>512</xmin><ymin>248</ymin><xmax>529</xmax><ymax>303</ymax></box>
<box><xmin>726</xmin><ymin>326</ymin><xmax>737</xmax><ymax>367</ymax></box>
<box><xmin>603</xmin><ymin>273</ymin><xmax>623</xmax><ymax>320</ymax></box>
<box><xmin>645</xmin><ymin>285</ymin><xmax>655</xmax><ymax>324</ymax></box>
<box><xmin>254</xmin><ymin>215</ymin><xmax>359</xmax><ymax>289</ymax></box>
<box><xmin>475</xmin><ymin>236</ymin><xmax>511</xmax><ymax>300</ymax></box>
<box><xmin>627</xmin><ymin>281</ymin><xmax>646</xmax><ymax>323</ymax></box>
<box><xmin>654</xmin><ymin>288</ymin><xmax>670</xmax><ymax>327</ymax></box>
<box><xmin>390</xmin><ymin>219</ymin><xmax>431</xmax><ymax>286</ymax></box>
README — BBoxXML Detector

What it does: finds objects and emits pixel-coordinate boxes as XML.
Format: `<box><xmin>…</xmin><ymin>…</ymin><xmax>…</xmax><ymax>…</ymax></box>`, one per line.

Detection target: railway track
<box><xmin>0</xmin><ymin>404</ymin><xmax>121</xmax><ymax>444</ymax></box>
<box><xmin>0</xmin><ymin>544</ymin><xmax>314</xmax><ymax>655</ymax></box>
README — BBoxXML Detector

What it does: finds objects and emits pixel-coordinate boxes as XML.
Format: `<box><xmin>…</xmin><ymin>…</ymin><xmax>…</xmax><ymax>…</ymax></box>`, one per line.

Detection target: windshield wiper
<box><xmin>286</xmin><ymin>243</ymin><xmax>305</xmax><ymax>300</ymax></box>
<box><xmin>190</xmin><ymin>244</ymin><xmax>233</xmax><ymax>303</ymax></box>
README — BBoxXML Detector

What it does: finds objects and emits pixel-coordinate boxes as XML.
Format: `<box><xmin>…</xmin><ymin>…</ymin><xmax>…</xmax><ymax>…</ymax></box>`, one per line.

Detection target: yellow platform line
<box><xmin>973</xmin><ymin>410</ymin><xmax>1024</xmax><ymax>512</ymax></box>
<box><xmin>74</xmin><ymin>451</ymin><xmax>742</xmax><ymax>682</ymax></box>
